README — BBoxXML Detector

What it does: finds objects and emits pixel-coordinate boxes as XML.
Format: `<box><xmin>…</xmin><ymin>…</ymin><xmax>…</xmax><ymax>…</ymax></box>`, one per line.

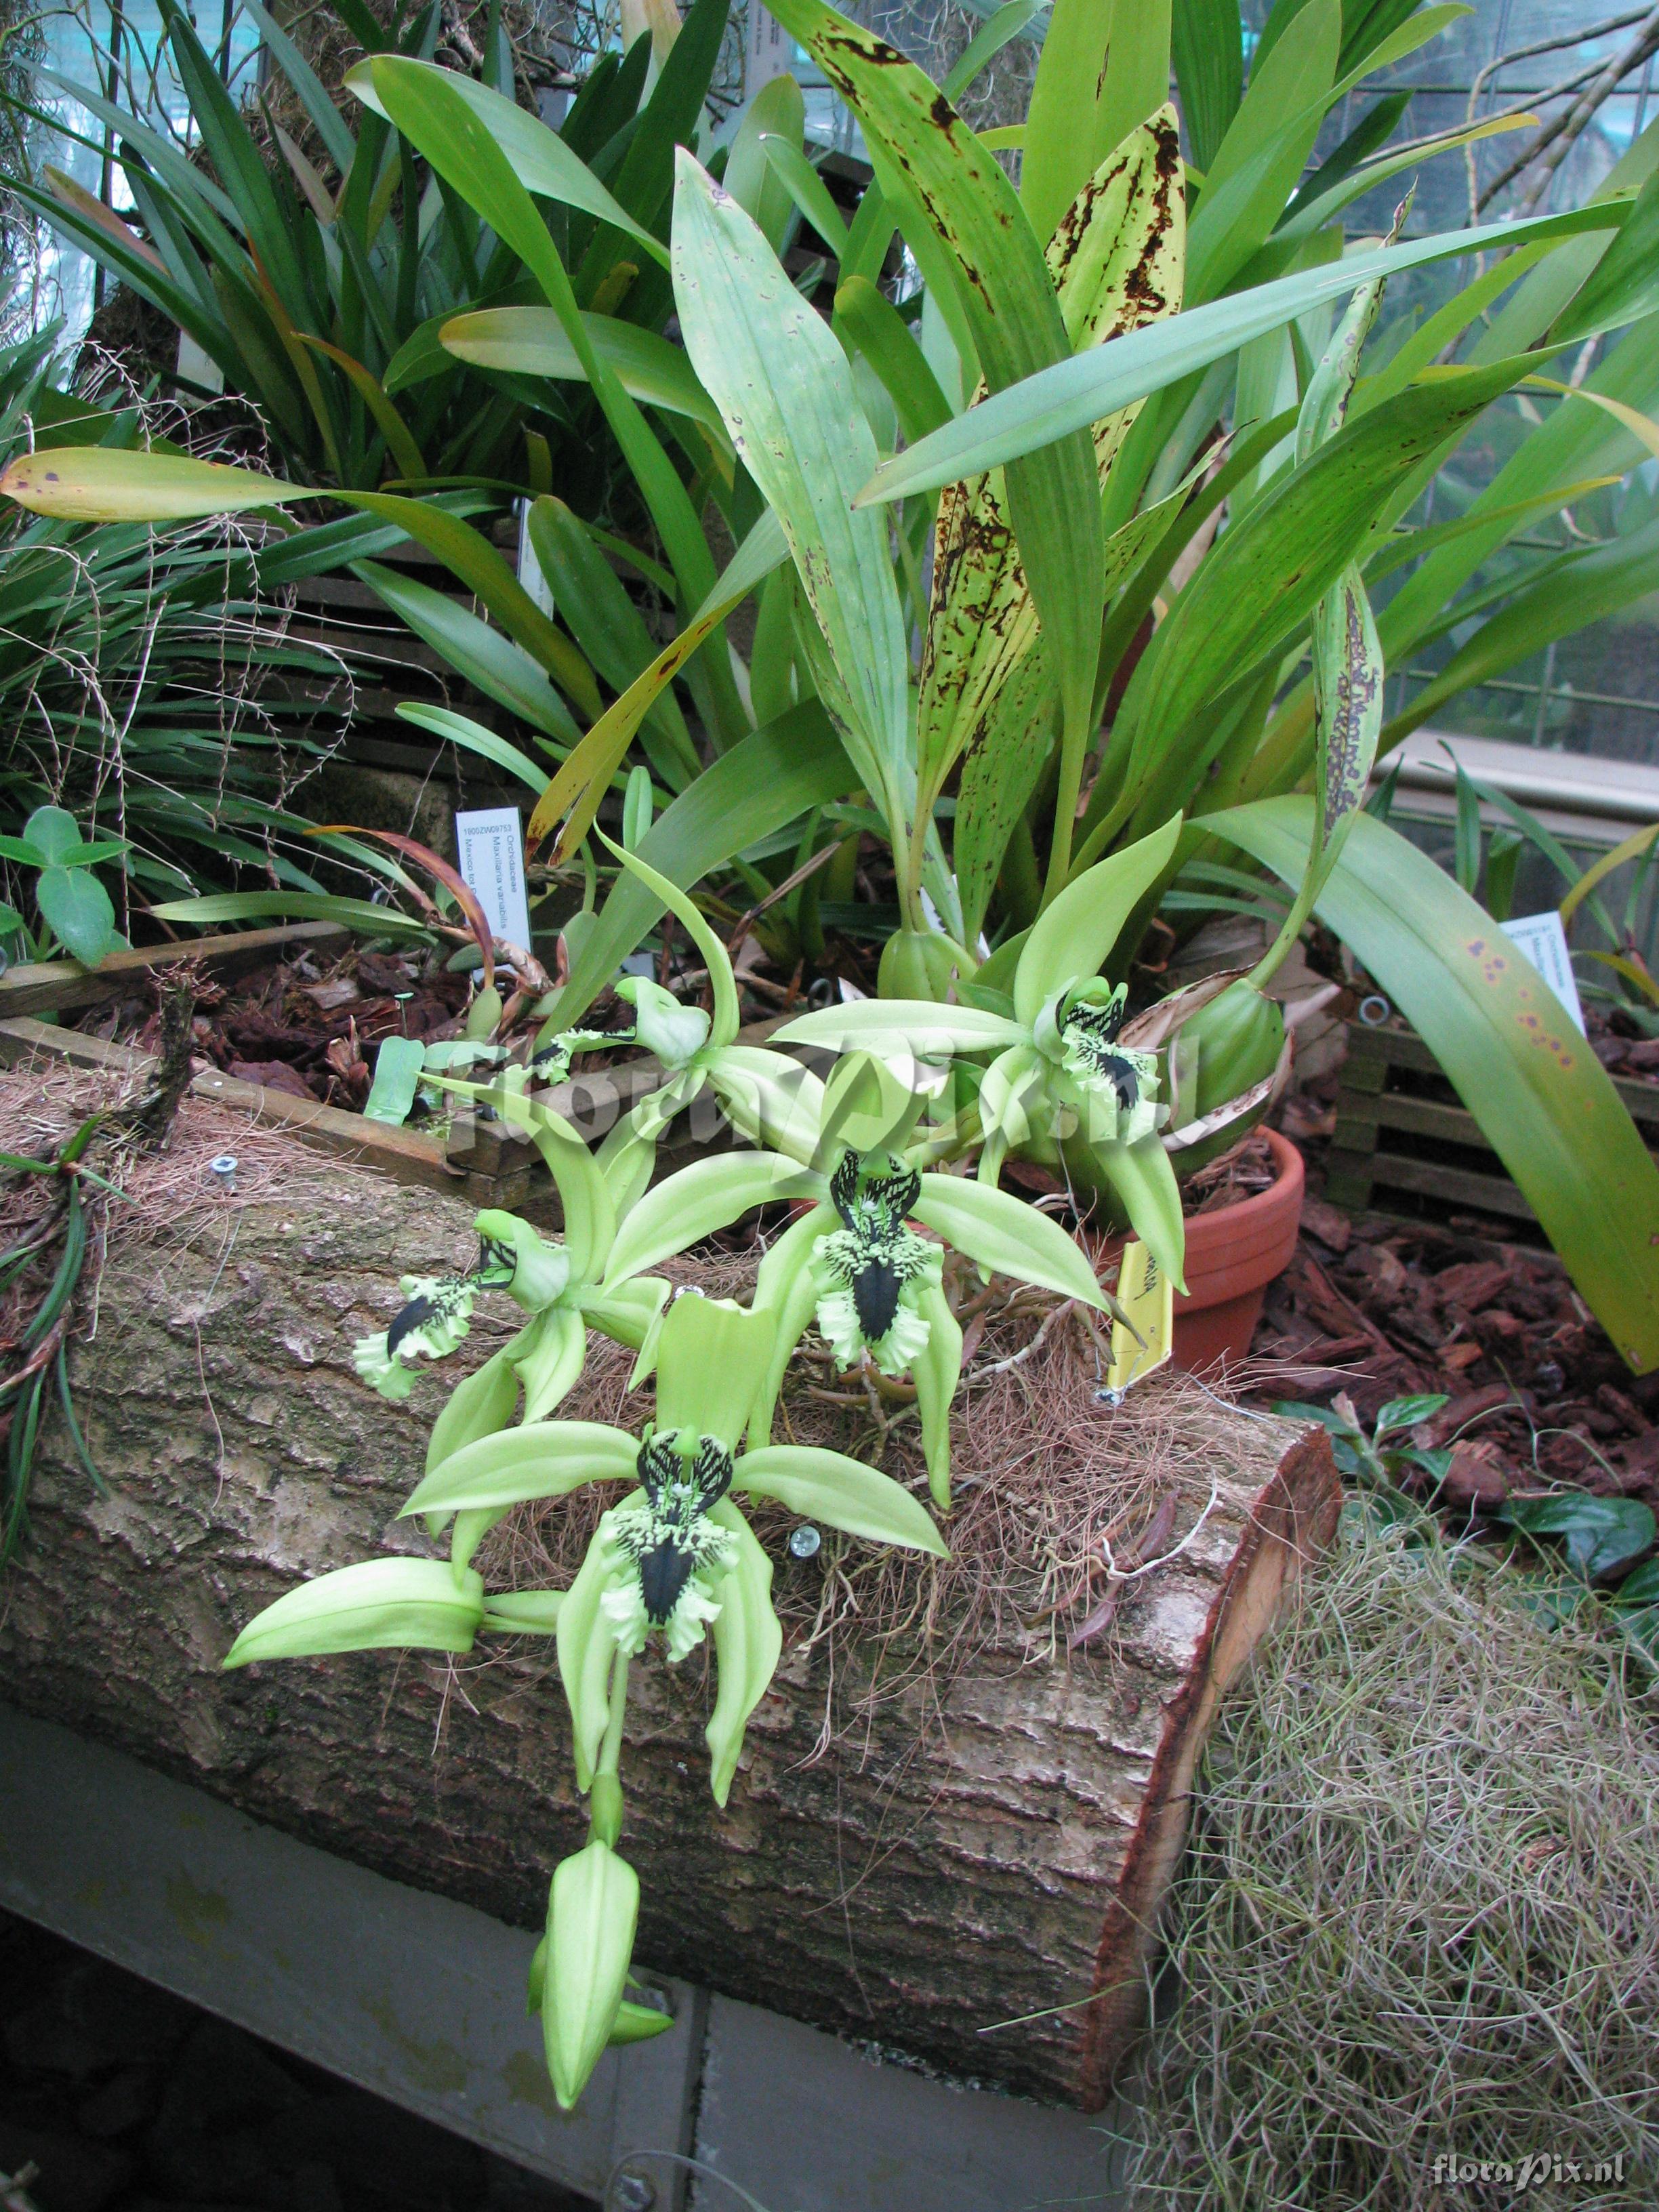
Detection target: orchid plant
<box><xmin>228</xmin><ymin>1288</ymin><xmax>944</xmax><ymax>2107</ymax></box>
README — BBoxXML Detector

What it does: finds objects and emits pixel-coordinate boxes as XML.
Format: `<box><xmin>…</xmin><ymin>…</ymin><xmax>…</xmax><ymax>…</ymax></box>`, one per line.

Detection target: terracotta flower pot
<box><xmin>1170</xmin><ymin>1128</ymin><xmax>1305</xmax><ymax>1372</ymax></box>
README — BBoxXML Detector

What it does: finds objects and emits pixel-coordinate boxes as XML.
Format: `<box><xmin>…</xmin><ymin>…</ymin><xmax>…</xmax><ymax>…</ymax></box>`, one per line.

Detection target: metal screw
<box><xmin>208</xmin><ymin>1154</ymin><xmax>239</xmax><ymax>1193</ymax></box>
<box><xmin>788</xmin><ymin>1523</ymin><xmax>822</xmax><ymax>1560</ymax></box>
<box><xmin>610</xmin><ymin>2175</ymin><xmax>656</xmax><ymax>2211</ymax></box>
<box><xmin>1357</xmin><ymin>993</ymin><xmax>1392</xmax><ymax>1027</ymax></box>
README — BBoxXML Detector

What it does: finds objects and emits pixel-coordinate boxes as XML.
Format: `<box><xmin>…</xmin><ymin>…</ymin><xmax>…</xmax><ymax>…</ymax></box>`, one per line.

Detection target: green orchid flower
<box><xmin>773</xmin><ymin>817</ymin><xmax>1193</xmax><ymax>1294</ymax></box>
<box><xmin>592</xmin><ymin>1055</ymin><xmax>1112</xmax><ymax>1509</ymax></box>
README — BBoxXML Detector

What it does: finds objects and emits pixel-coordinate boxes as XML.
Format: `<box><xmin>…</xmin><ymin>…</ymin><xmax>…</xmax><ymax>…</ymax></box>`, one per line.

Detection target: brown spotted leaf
<box><xmin>917</xmin><ymin>107</ymin><xmax>1185</xmax><ymax>825</ymax></box>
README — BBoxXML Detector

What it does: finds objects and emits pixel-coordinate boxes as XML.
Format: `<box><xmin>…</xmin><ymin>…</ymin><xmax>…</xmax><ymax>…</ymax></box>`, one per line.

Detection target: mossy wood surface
<box><xmin>0</xmin><ymin>1148</ymin><xmax>1338</xmax><ymax>2108</ymax></box>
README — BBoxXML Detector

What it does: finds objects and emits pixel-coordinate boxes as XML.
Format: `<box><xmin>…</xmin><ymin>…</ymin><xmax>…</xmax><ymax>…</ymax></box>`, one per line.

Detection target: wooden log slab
<box><xmin>0</xmin><ymin>1112</ymin><xmax>1338</xmax><ymax>2110</ymax></box>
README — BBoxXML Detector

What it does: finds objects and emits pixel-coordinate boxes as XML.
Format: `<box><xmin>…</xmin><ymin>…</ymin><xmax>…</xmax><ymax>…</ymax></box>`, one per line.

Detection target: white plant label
<box><xmin>455</xmin><ymin>806</ymin><xmax>533</xmax><ymax>954</ymax></box>
<box><xmin>1499</xmin><ymin>909</ymin><xmax>1585</xmax><ymax>1036</ymax></box>
<box><xmin>515</xmin><ymin>499</ymin><xmax>556</xmax><ymax>620</ymax></box>
<box><xmin>745</xmin><ymin>4</ymin><xmax>794</xmax><ymax>91</ymax></box>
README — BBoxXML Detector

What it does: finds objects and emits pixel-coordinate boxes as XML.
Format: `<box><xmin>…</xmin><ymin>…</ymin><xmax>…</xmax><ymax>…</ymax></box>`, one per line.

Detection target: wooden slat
<box><xmin>0</xmin><ymin>1017</ymin><xmax>455</xmax><ymax>1193</ymax></box>
<box><xmin>1367</xmin><ymin>1092</ymin><xmax>1489</xmax><ymax>1147</ymax></box>
<box><xmin>1364</xmin><ymin>1147</ymin><xmax>1534</xmax><ymax>1220</ymax></box>
<box><xmin>0</xmin><ymin>923</ymin><xmax>352</xmax><ymax>1020</ymax></box>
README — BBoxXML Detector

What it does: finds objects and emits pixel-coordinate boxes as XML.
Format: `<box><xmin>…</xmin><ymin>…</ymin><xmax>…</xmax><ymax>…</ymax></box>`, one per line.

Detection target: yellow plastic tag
<box><xmin>1104</xmin><ymin>1240</ymin><xmax>1174</xmax><ymax>1398</ymax></box>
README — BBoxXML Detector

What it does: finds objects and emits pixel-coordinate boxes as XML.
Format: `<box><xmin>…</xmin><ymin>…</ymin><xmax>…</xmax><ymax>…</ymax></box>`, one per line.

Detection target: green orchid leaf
<box><xmin>912</xmin><ymin>1173</ymin><xmax>1106</xmax><ymax>1307</ymax></box>
<box><xmin>726</xmin><ymin>69</ymin><xmax>807</xmax><ymax>249</ymax></box>
<box><xmin>551</xmin><ymin>702</ymin><xmax>852</xmax><ymax>1029</ymax></box>
<box><xmin>1015</xmin><ymin>814</ymin><xmax>1183</xmax><ymax>1024</ymax></box>
<box><xmin>363</xmin><ymin>1035</ymin><xmax>428</xmax><ymax>1126</ymax></box>
<box><xmin>525</xmin><ymin>510</ymin><xmax>790</xmax><ymax>865</ymax></box>
<box><xmin>146</xmin><ymin>891</ymin><xmax>434</xmax><ymax>937</ymax></box>
<box><xmin>1216</xmin><ymin>797</ymin><xmax>1659</xmax><ymax>1372</ymax></box>
<box><xmin>671</xmin><ymin>149</ymin><xmax>911</xmax><ymax>838</ymax></box>
<box><xmin>1118</xmin><ymin>359</ymin><xmax>1533</xmax><ymax>826</ymax></box>
<box><xmin>402</xmin><ymin>1421</ymin><xmax>639</xmax><ymax>1517</ymax></box>
<box><xmin>737</xmin><ymin>1445</ymin><xmax>948</xmax><ymax>1555</ymax></box>
<box><xmin>395</xmin><ymin>706</ymin><xmax>558</xmax><ymax>798</ymax></box>
<box><xmin>705</xmin><ymin>1498</ymin><xmax>783</xmax><ymax>1807</ymax></box>
<box><xmin>651</xmin><ymin>1292</ymin><xmax>779</xmax><ymax>1448</ymax></box>
<box><xmin>759</xmin><ymin>134</ymin><xmax>851</xmax><ymax>259</ymax></box>
<box><xmin>920</xmin><ymin>108</ymin><xmax>1185</xmax><ymax>838</ymax></box>
<box><xmin>348</xmin><ymin>56</ymin><xmax>669</xmax><ymax>268</ymax></box>
<box><xmin>601</xmin><ymin>1153</ymin><xmax>814</xmax><ymax>1288</ymax></box>
<box><xmin>773</xmin><ymin>1002</ymin><xmax>1028</xmax><ymax>1055</ymax></box>
<box><xmin>1</xmin><ymin>445</ymin><xmax>307</xmax><ymax>520</ymax></box>
<box><xmin>439</xmin><ymin>306</ymin><xmax>722</xmax><ymax>429</ymax></box>
<box><xmin>855</xmin><ymin>201</ymin><xmax>1625</xmax><ymax>505</ymax></box>
<box><xmin>546</xmin><ymin>1838</ymin><xmax>640</xmax><ymax>2110</ymax></box>
<box><xmin>763</xmin><ymin>0</ymin><xmax>1107</xmax><ymax>791</ymax></box>
<box><xmin>223</xmin><ymin>1559</ymin><xmax>485</xmax><ymax>1667</ymax></box>
<box><xmin>834</xmin><ymin>274</ymin><xmax>952</xmax><ymax>447</ymax></box>
<box><xmin>360</xmin><ymin>565</ymin><xmax>582</xmax><ymax>745</ymax></box>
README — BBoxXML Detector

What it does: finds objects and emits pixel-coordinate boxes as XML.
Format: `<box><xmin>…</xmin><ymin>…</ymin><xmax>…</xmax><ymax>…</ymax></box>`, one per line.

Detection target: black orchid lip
<box><xmin>386</xmin><ymin>1275</ymin><xmax>473</xmax><ymax>1359</ymax></box>
<box><xmin>824</xmin><ymin>1151</ymin><xmax>930</xmax><ymax>1346</ymax></box>
<box><xmin>626</xmin><ymin>1433</ymin><xmax>735</xmax><ymax>1625</ymax></box>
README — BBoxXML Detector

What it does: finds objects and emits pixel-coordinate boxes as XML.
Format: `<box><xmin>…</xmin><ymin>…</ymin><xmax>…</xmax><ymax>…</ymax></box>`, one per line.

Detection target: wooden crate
<box><xmin>0</xmin><ymin>927</ymin><xmax>741</xmax><ymax>1216</ymax></box>
<box><xmin>1325</xmin><ymin>1021</ymin><xmax>1659</xmax><ymax>1228</ymax></box>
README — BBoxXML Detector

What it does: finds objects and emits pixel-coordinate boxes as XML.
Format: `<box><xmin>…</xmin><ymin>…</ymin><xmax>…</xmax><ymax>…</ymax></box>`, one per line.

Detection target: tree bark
<box><xmin>0</xmin><ymin>1151</ymin><xmax>1338</xmax><ymax>2109</ymax></box>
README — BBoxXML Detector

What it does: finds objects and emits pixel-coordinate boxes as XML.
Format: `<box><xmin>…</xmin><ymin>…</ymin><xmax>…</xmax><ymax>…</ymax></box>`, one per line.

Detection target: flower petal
<box><xmin>705</xmin><ymin>1500</ymin><xmax>782</xmax><ymax>1808</ymax></box>
<box><xmin>735</xmin><ymin>1446</ymin><xmax>948</xmax><ymax>1556</ymax></box>
<box><xmin>401</xmin><ymin>1420</ymin><xmax>640</xmax><ymax>1517</ymax></box>
<box><xmin>223</xmin><ymin>1559</ymin><xmax>485</xmax><ymax>1668</ymax></box>
<box><xmin>912</xmin><ymin>1173</ymin><xmax>1105</xmax><ymax>1307</ymax></box>
<box><xmin>653</xmin><ymin>1293</ymin><xmax>778</xmax><ymax>1449</ymax></box>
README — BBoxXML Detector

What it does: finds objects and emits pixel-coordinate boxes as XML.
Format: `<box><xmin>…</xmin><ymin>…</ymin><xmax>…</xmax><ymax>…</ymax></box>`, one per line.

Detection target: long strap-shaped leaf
<box><xmin>525</xmin><ymin>508</ymin><xmax>788</xmax><ymax>864</ymax></box>
<box><xmin>860</xmin><ymin>200</ymin><xmax>1630</xmax><ymax>504</ymax></box>
<box><xmin>670</xmin><ymin>151</ymin><xmax>912</xmax><ymax>861</ymax></box>
<box><xmin>918</xmin><ymin>112</ymin><xmax>1184</xmax><ymax>824</ymax></box>
<box><xmin>552</xmin><ymin>702</ymin><xmax>853</xmax><ymax>1027</ymax></box>
<box><xmin>1219</xmin><ymin>798</ymin><xmax>1659</xmax><ymax>1374</ymax></box>
<box><xmin>344</xmin><ymin>55</ymin><xmax>670</xmax><ymax>268</ymax></box>
<box><xmin>0</xmin><ymin>448</ymin><xmax>604</xmax><ymax>718</ymax></box>
<box><xmin>363</xmin><ymin>57</ymin><xmax>717</xmax><ymax>623</ymax></box>
<box><xmin>762</xmin><ymin>0</ymin><xmax>1107</xmax><ymax>845</ymax></box>
<box><xmin>1109</xmin><ymin>355</ymin><xmax>1532</xmax><ymax>844</ymax></box>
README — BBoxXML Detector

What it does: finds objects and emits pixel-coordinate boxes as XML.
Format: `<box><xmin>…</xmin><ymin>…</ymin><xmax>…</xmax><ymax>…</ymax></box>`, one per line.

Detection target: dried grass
<box><xmin>0</xmin><ymin>1056</ymin><xmax>384</xmax><ymax>1260</ymax></box>
<box><xmin>1128</xmin><ymin>1516</ymin><xmax>1659</xmax><ymax>2211</ymax></box>
<box><xmin>482</xmin><ymin>1242</ymin><xmax>1292</xmax><ymax>1757</ymax></box>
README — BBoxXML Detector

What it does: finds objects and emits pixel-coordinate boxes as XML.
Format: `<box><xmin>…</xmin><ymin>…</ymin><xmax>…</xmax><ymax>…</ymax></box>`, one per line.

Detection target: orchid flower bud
<box><xmin>615</xmin><ymin>975</ymin><xmax>711</xmax><ymax>1069</ymax></box>
<box><xmin>544</xmin><ymin>1839</ymin><xmax>639</xmax><ymax>2108</ymax></box>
